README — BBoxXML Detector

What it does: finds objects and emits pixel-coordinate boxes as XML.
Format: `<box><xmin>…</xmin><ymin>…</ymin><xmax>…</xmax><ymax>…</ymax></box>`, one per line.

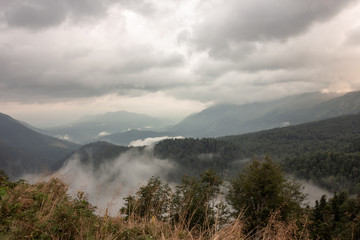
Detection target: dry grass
<box><xmin>1</xmin><ymin>178</ymin><xmax>311</xmax><ymax>240</ymax></box>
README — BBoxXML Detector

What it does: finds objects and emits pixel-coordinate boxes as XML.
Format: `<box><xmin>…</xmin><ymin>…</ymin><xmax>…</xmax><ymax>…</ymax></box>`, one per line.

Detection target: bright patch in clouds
<box><xmin>1</xmin><ymin>0</ymin><xmax>360</xmax><ymax>126</ymax></box>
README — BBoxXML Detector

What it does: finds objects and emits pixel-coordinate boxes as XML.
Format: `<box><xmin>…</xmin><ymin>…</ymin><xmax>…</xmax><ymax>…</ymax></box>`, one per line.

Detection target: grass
<box><xmin>0</xmin><ymin>177</ymin><xmax>311</xmax><ymax>240</ymax></box>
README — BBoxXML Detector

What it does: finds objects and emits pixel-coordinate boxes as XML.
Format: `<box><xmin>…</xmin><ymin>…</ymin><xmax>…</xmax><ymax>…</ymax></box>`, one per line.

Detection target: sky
<box><xmin>1</xmin><ymin>0</ymin><xmax>360</xmax><ymax>127</ymax></box>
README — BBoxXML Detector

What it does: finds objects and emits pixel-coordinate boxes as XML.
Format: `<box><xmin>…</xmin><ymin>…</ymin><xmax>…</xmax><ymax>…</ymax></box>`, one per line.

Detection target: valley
<box><xmin>1</xmin><ymin>91</ymin><xmax>360</xmax><ymax>239</ymax></box>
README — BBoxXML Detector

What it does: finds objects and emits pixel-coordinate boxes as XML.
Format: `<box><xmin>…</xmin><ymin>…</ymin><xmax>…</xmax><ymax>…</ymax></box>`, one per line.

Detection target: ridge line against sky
<box><xmin>1</xmin><ymin>0</ymin><xmax>360</xmax><ymax>127</ymax></box>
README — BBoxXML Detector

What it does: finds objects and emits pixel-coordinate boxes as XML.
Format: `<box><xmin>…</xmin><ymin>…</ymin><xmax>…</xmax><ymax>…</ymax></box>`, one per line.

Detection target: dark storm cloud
<box><xmin>0</xmin><ymin>0</ymin><xmax>116</xmax><ymax>30</ymax></box>
<box><xmin>191</xmin><ymin>0</ymin><xmax>357</xmax><ymax>58</ymax></box>
<box><xmin>0</xmin><ymin>40</ymin><xmax>186</xmax><ymax>102</ymax></box>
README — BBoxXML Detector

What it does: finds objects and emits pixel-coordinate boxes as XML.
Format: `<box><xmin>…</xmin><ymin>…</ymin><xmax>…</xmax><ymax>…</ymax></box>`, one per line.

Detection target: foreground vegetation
<box><xmin>1</xmin><ymin>157</ymin><xmax>360</xmax><ymax>239</ymax></box>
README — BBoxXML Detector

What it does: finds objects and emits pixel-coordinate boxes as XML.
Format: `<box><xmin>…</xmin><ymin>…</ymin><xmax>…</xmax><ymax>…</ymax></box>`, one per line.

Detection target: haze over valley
<box><xmin>1</xmin><ymin>90</ymin><xmax>360</xmax><ymax>214</ymax></box>
<box><xmin>1</xmin><ymin>1</ymin><xmax>360</xmax><ymax>238</ymax></box>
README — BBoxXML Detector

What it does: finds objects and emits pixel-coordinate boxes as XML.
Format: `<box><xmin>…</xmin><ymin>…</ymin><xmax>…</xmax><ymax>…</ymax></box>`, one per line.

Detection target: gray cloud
<box><xmin>107</xmin><ymin>52</ymin><xmax>184</xmax><ymax>75</ymax></box>
<box><xmin>1</xmin><ymin>0</ymin><xmax>116</xmax><ymax>30</ymax></box>
<box><xmin>0</xmin><ymin>0</ymin><xmax>360</xmax><ymax>122</ymax></box>
<box><xmin>0</xmin><ymin>39</ymin><xmax>186</xmax><ymax>102</ymax></box>
<box><xmin>191</xmin><ymin>0</ymin><xmax>357</xmax><ymax>58</ymax></box>
<box><xmin>5</xmin><ymin>1</ymin><xmax>66</xmax><ymax>29</ymax></box>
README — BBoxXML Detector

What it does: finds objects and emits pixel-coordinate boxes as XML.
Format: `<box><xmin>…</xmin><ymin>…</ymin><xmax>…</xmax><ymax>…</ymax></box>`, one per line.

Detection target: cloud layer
<box><xmin>1</xmin><ymin>0</ymin><xmax>360</xmax><ymax>125</ymax></box>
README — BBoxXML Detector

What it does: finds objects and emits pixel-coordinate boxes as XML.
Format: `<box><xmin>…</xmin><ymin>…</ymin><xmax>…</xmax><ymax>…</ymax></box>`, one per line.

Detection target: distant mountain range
<box><xmin>36</xmin><ymin>91</ymin><xmax>360</xmax><ymax>145</ymax></box>
<box><xmin>2</xmin><ymin>90</ymin><xmax>360</xmax><ymax>181</ymax></box>
<box><xmin>169</xmin><ymin>91</ymin><xmax>360</xmax><ymax>137</ymax></box>
<box><xmin>98</xmin><ymin>129</ymin><xmax>179</xmax><ymax>146</ymax></box>
<box><xmin>0</xmin><ymin>113</ymin><xmax>79</xmax><ymax>179</ymax></box>
<box><xmin>43</xmin><ymin>111</ymin><xmax>171</xmax><ymax>144</ymax></box>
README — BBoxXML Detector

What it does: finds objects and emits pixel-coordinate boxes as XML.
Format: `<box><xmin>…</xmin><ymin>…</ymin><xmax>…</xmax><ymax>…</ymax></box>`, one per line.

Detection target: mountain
<box><xmin>219</xmin><ymin>112</ymin><xmax>360</xmax><ymax>194</ymax></box>
<box><xmin>59</xmin><ymin>141</ymin><xmax>131</xmax><ymax>168</ymax></box>
<box><xmin>158</xmin><ymin>112</ymin><xmax>360</xmax><ymax>193</ymax></box>
<box><xmin>57</xmin><ymin>138</ymin><xmax>239</xmax><ymax>183</ymax></box>
<box><xmin>99</xmin><ymin>129</ymin><xmax>180</xmax><ymax>146</ymax></box>
<box><xmin>156</xmin><ymin>112</ymin><xmax>360</xmax><ymax>176</ymax></box>
<box><xmin>0</xmin><ymin>113</ymin><xmax>80</xmax><ymax>179</ymax></box>
<box><xmin>220</xmin><ymin>112</ymin><xmax>360</xmax><ymax>158</ymax></box>
<box><xmin>169</xmin><ymin>91</ymin><xmax>360</xmax><ymax>137</ymax></box>
<box><xmin>247</xmin><ymin>91</ymin><xmax>360</xmax><ymax>129</ymax></box>
<box><xmin>44</xmin><ymin>111</ymin><xmax>170</xmax><ymax>144</ymax></box>
<box><xmin>56</xmin><ymin>112</ymin><xmax>360</xmax><ymax>194</ymax></box>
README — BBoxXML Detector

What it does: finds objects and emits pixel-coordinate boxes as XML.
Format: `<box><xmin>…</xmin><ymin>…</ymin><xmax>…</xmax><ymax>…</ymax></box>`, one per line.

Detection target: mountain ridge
<box><xmin>0</xmin><ymin>112</ymin><xmax>80</xmax><ymax>179</ymax></box>
<box><xmin>169</xmin><ymin>91</ymin><xmax>358</xmax><ymax>137</ymax></box>
<box><xmin>43</xmin><ymin>111</ymin><xmax>170</xmax><ymax>144</ymax></box>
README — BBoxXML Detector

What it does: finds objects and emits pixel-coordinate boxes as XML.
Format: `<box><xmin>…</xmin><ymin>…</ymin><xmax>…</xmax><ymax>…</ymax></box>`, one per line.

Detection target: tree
<box><xmin>310</xmin><ymin>192</ymin><xmax>360</xmax><ymax>240</ymax></box>
<box><xmin>171</xmin><ymin>170</ymin><xmax>224</xmax><ymax>230</ymax></box>
<box><xmin>227</xmin><ymin>157</ymin><xmax>306</xmax><ymax>232</ymax></box>
<box><xmin>120</xmin><ymin>177</ymin><xmax>172</xmax><ymax>221</ymax></box>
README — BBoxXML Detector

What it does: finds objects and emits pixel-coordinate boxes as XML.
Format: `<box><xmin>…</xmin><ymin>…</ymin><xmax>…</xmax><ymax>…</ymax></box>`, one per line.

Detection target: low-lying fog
<box><xmin>298</xmin><ymin>180</ymin><xmax>333</xmax><ymax>207</ymax></box>
<box><xmin>24</xmin><ymin>137</ymin><xmax>333</xmax><ymax>215</ymax></box>
<box><xmin>54</xmin><ymin>146</ymin><xmax>174</xmax><ymax>215</ymax></box>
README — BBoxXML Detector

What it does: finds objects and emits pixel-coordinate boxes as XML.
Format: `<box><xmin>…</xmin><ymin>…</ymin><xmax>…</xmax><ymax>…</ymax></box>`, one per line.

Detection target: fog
<box><xmin>299</xmin><ymin>180</ymin><xmax>333</xmax><ymax>207</ymax></box>
<box><xmin>22</xmin><ymin>145</ymin><xmax>335</xmax><ymax>216</ymax></box>
<box><xmin>129</xmin><ymin>136</ymin><xmax>184</xmax><ymax>147</ymax></box>
<box><xmin>47</xmin><ymin>146</ymin><xmax>174</xmax><ymax>216</ymax></box>
<box><xmin>52</xmin><ymin>157</ymin><xmax>334</xmax><ymax>213</ymax></box>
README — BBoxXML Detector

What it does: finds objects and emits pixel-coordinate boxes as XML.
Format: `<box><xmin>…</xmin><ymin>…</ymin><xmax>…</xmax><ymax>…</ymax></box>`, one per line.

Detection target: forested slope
<box><xmin>157</xmin><ymin>113</ymin><xmax>360</xmax><ymax>193</ymax></box>
<box><xmin>0</xmin><ymin>113</ymin><xmax>79</xmax><ymax>179</ymax></box>
<box><xmin>56</xmin><ymin>113</ymin><xmax>360</xmax><ymax>194</ymax></box>
<box><xmin>220</xmin><ymin>112</ymin><xmax>360</xmax><ymax>158</ymax></box>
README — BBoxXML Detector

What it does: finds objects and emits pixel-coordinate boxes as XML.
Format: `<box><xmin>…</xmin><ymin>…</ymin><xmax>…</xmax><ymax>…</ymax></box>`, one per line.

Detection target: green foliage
<box><xmin>0</xmin><ymin>178</ymin><xmax>98</xmax><ymax>239</ymax></box>
<box><xmin>310</xmin><ymin>193</ymin><xmax>360</xmax><ymax>240</ymax></box>
<box><xmin>0</xmin><ymin>168</ymin><xmax>312</xmax><ymax>239</ymax></box>
<box><xmin>121</xmin><ymin>177</ymin><xmax>172</xmax><ymax>221</ymax></box>
<box><xmin>76</xmin><ymin>141</ymin><xmax>132</xmax><ymax>168</ymax></box>
<box><xmin>0</xmin><ymin>169</ymin><xmax>9</xmax><ymax>183</ymax></box>
<box><xmin>283</xmin><ymin>152</ymin><xmax>360</xmax><ymax>194</ymax></box>
<box><xmin>151</xmin><ymin>114</ymin><xmax>360</xmax><ymax>194</ymax></box>
<box><xmin>171</xmin><ymin>170</ymin><xmax>225</xmax><ymax>230</ymax></box>
<box><xmin>2</xmin><ymin>166</ymin><xmax>360</xmax><ymax>239</ymax></box>
<box><xmin>221</xmin><ymin>112</ymin><xmax>360</xmax><ymax>159</ymax></box>
<box><xmin>121</xmin><ymin>171</ymin><xmax>226</xmax><ymax>231</ymax></box>
<box><xmin>227</xmin><ymin>157</ymin><xmax>306</xmax><ymax>233</ymax></box>
<box><xmin>66</xmin><ymin>113</ymin><xmax>360</xmax><ymax>196</ymax></box>
<box><xmin>154</xmin><ymin>138</ymin><xmax>240</xmax><ymax>179</ymax></box>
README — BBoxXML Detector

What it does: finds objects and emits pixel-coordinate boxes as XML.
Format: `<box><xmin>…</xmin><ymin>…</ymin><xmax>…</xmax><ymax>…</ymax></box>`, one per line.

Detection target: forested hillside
<box><xmin>220</xmin><ymin>112</ymin><xmax>360</xmax><ymax>158</ymax></box>
<box><xmin>0</xmin><ymin>113</ymin><xmax>79</xmax><ymax>179</ymax></box>
<box><xmin>157</xmin><ymin>113</ymin><xmax>360</xmax><ymax>193</ymax></box>
<box><xmin>54</xmin><ymin>113</ymin><xmax>360</xmax><ymax>195</ymax></box>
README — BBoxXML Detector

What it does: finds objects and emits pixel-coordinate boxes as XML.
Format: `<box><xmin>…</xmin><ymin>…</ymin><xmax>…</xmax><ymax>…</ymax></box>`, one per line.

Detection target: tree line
<box><xmin>1</xmin><ymin>157</ymin><xmax>360</xmax><ymax>239</ymax></box>
<box><xmin>120</xmin><ymin>157</ymin><xmax>360</xmax><ymax>239</ymax></box>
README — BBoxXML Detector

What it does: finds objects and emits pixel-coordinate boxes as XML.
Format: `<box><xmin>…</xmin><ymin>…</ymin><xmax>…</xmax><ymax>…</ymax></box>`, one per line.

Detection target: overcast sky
<box><xmin>1</xmin><ymin>0</ymin><xmax>360</xmax><ymax>127</ymax></box>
